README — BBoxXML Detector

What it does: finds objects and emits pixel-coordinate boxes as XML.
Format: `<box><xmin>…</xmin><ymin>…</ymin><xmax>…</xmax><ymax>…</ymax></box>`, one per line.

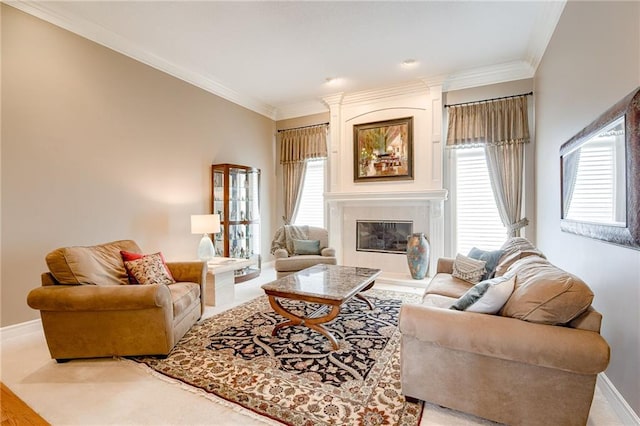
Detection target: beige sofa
<box><xmin>27</xmin><ymin>240</ymin><xmax>206</xmax><ymax>362</ymax></box>
<box><xmin>399</xmin><ymin>238</ymin><xmax>610</xmax><ymax>426</ymax></box>
<box><xmin>272</xmin><ymin>225</ymin><xmax>337</xmax><ymax>278</ymax></box>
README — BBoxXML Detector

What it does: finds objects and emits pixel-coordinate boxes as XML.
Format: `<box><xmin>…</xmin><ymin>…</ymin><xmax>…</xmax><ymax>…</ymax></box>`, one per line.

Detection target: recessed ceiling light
<box><xmin>401</xmin><ymin>59</ymin><xmax>418</xmax><ymax>68</ymax></box>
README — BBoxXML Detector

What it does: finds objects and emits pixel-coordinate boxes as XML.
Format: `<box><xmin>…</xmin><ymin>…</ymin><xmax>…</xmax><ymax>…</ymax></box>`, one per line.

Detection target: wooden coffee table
<box><xmin>261</xmin><ymin>264</ymin><xmax>381</xmax><ymax>350</ymax></box>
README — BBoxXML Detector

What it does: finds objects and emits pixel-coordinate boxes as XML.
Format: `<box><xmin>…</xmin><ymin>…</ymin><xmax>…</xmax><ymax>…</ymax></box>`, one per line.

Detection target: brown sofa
<box><xmin>399</xmin><ymin>238</ymin><xmax>610</xmax><ymax>426</ymax></box>
<box><xmin>27</xmin><ymin>240</ymin><xmax>206</xmax><ymax>362</ymax></box>
<box><xmin>272</xmin><ymin>225</ymin><xmax>337</xmax><ymax>278</ymax></box>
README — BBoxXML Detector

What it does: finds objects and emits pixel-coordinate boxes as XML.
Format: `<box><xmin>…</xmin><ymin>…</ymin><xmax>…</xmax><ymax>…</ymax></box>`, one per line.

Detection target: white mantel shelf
<box><xmin>325</xmin><ymin>189</ymin><xmax>448</xmax><ymax>203</ymax></box>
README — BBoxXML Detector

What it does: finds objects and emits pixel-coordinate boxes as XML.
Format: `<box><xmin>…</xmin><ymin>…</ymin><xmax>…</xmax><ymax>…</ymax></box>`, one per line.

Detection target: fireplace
<box><xmin>326</xmin><ymin>190</ymin><xmax>447</xmax><ymax>278</ymax></box>
<box><xmin>356</xmin><ymin>220</ymin><xmax>412</xmax><ymax>254</ymax></box>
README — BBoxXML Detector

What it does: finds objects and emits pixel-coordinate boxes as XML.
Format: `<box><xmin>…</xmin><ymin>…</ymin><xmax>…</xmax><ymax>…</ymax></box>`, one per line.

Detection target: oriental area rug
<box><xmin>133</xmin><ymin>289</ymin><xmax>424</xmax><ymax>426</ymax></box>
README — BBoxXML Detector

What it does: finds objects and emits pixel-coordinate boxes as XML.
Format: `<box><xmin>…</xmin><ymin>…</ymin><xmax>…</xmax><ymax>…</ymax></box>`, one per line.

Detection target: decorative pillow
<box><xmin>450</xmin><ymin>274</ymin><xmax>516</xmax><ymax>314</ymax></box>
<box><xmin>494</xmin><ymin>237</ymin><xmax>545</xmax><ymax>277</ymax></box>
<box><xmin>123</xmin><ymin>253</ymin><xmax>176</xmax><ymax>285</ymax></box>
<box><xmin>468</xmin><ymin>247</ymin><xmax>503</xmax><ymax>281</ymax></box>
<box><xmin>292</xmin><ymin>239</ymin><xmax>321</xmax><ymax>255</ymax></box>
<box><xmin>121</xmin><ymin>250</ymin><xmax>174</xmax><ymax>284</ymax></box>
<box><xmin>500</xmin><ymin>255</ymin><xmax>594</xmax><ymax>325</ymax></box>
<box><xmin>452</xmin><ymin>254</ymin><xmax>486</xmax><ymax>284</ymax></box>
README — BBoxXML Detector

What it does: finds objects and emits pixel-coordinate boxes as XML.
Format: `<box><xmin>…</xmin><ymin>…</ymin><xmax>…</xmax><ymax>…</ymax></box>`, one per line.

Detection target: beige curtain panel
<box><xmin>279</xmin><ymin>124</ymin><xmax>328</xmax><ymax>164</ymax></box>
<box><xmin>446</xmin><ymin>94</ymin><xmax>531</xmax><ymax>237</ymax></box>
<box><xmin>446</xmin><ymin>95</ymin><xmax>530</xmax><ymax>148</ymax></box>
<box><xmin>278</xmin><ymin>124</ymin><xmax>328</xmax><ymax>224</ymax></box>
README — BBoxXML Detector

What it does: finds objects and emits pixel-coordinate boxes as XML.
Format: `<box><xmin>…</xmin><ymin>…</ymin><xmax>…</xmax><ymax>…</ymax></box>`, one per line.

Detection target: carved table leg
<box><xmin>268</xmin><ymin>296</ymin><xmax>343</xmax><ymax>350</ymax></box>
<box><xmin>355</xmin><ymin>280</ymin><xmax>376</xmax><ymax>310</ymax></box>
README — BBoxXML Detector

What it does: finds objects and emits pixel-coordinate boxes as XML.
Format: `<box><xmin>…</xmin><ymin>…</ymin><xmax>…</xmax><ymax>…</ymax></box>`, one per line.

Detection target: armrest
<box><xmin>399</xmin><ymin>303</ymin><xmax>610</xmax><ymax>374</ymax></box>
<box><xmin>437</xmin><ymin>257</ymin><xmax>454</xmax><ymax>273</ymax></box>
<box><xmin>274</xmin><ymin>249</ymin><xmax>289</xmax><ymax>259</ymax></box>
<box><xmin>321</xmin><ymin>247</ymin><xmax>336</xmax><ymax>257</ymax></box>
<box><xmin>166</xmin><ymin>261</ymin><xmax>206</xmax><ymax>284</ymax></box>
<box><xmin>27</xmin><ymin>284</ymin><xmax>172</xmax><ymax>312</ymax></box>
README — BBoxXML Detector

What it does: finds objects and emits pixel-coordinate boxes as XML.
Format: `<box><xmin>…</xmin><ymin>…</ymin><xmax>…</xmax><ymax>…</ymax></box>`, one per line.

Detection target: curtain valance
<box><xmin>279</xmin><ymin>124</ymin><xmax>328</xmax><ymax>164</ymax></box>
<box><xmin>446</xmin><ymin>95</ymin><xmax>530</xmax><ymax>148</ymax></box>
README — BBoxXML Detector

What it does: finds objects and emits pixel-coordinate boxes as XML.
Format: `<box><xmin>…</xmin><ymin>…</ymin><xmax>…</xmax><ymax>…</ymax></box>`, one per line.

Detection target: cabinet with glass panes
<box><xmin>212</xmin><ymin>163</ymin><xmax>261</xmax><ymax>282</ymax></box>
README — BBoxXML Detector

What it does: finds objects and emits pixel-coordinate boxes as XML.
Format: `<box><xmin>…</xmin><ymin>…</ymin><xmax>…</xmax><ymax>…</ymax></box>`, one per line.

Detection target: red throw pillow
<box><xmin>120</xmin><ymin>250</ymin><xmax>174</xmax><ymax>284</ymax></box>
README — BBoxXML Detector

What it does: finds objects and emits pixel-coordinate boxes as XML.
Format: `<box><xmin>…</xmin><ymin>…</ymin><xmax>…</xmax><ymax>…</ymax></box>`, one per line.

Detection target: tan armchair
<box><xmin>27</xmin><ymin>240</ymin><xmax>206</xmax><ymax>362</ymax></box>
<box><xmin>271</xmin><ymin>225</ymin><xmax>337</xmax><ymax>278</ymax></box>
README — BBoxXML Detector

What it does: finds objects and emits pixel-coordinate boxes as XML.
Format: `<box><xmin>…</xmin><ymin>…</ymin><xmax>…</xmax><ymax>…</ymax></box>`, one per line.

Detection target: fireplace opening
<box><xmin>356</xmin><ymin>220</ymin><xmax>413</xmax><ymax>254</ymax></box>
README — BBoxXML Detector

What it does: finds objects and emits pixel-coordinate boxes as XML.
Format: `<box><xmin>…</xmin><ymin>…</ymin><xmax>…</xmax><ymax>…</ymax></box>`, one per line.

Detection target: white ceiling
<box><xmin>11</xmin><ymin>1</ymin><xmax>565</xmax><ymax>120</ymax></box>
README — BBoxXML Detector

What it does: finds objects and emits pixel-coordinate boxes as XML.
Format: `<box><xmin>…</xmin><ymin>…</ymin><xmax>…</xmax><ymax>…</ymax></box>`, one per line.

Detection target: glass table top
<box><xmin>261</xmin><ymin>264</ymin><xmax>381</xmax><ymax>301</ymax></box>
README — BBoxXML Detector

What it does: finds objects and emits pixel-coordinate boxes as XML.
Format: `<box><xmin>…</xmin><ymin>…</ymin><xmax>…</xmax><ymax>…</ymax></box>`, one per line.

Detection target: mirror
<box><xmin>560</xmin><ymin>87</ymin><xmax>640</xmax><ymax>249</ymax></box>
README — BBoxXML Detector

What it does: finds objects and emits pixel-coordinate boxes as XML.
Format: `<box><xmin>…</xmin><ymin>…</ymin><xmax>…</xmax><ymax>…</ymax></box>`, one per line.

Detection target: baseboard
<box><xmin>377</xmin><ymin>271</ymin><xmax>430</xmax><ymax>289</ymax></box>
<box><xmin>0</xmin><ymin>319</ymin><xmax>43</xmax><ymax>344</ymax></box>
<box><xmin>598</xmin><ymin>373</ymin><xmax>640</xmax><ymax>425</ymax></box>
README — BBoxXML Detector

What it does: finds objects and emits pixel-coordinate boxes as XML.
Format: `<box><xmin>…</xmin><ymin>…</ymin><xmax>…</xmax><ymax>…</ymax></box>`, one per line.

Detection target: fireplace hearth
<box><xmin>356</xmin><ymin>220</ymin><xmax>412</xmax><ymax>254</ymax></box>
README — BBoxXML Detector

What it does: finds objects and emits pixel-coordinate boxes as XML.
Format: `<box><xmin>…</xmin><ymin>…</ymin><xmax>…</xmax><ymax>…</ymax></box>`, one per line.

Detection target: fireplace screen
<box><xmin>356</xmin><ymin>220</ymin><xmax>413</xmax><ymax>254</ymax></box>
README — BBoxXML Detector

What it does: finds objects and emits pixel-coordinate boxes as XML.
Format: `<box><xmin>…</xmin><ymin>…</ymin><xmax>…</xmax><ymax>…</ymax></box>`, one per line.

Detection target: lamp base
<box><xmin>197</xmin><ymin>234</ymin><xmax>215</xmax><ymax>261</ymax></box>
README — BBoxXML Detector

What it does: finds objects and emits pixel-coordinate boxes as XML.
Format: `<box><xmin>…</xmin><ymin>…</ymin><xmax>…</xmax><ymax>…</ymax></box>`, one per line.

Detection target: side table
<box><xmin>205</xmin><ymin>257</ymin><xmax>256</xmax><ymax>306</ymax></box>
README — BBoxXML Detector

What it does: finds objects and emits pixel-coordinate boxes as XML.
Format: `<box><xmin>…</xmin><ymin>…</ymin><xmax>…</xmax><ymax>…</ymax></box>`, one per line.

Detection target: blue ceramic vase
<box><xmin>406</xmin><ymin>232</ymin><xmax>430</xmax><ymax>280</ymax></box>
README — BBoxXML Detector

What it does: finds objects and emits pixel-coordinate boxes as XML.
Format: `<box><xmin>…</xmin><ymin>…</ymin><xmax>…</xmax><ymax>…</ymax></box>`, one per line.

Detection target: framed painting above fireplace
<box><xmin>353</xmin><ymin>117</ymin><xmax>414</xmax><ymax>182</ymax></box>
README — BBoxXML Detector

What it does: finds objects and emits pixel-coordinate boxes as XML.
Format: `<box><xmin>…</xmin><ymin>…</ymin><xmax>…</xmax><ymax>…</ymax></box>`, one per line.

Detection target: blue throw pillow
<box><xmin>468</xmin><ymin>247</ymin><xmax>504</xmax><ymax>281</ymax></box>
<box><xmin>292</xmin><ymin>239</ymin><xmax>321</xmax><ymax>255</ymax></box>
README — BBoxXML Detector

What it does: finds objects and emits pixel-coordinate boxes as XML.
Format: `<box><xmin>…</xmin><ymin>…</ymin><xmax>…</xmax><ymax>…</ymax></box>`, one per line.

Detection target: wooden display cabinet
<box><xmin>212</xmin><ymin>163</ymin><xmax>261</xmax><ymax>283</ymax></box>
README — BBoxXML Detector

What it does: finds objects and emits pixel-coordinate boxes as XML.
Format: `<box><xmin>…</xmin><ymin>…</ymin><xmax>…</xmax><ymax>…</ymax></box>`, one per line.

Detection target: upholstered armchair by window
<box><xmin>271</xmin><ymin>225</ymin><xmax>337</xmax><ymax>278</ymax></box>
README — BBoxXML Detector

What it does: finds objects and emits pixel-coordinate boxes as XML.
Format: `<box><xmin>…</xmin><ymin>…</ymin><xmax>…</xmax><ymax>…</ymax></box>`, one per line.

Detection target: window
<box><xmin>293</xmin><ymin>158</ymin><xmax>325</xmax><ymax>227</ymax></box>
<box><xmin>451</xmin><ymin>147</ymin><xmax>507</xmax><ymax>255</ymax></box>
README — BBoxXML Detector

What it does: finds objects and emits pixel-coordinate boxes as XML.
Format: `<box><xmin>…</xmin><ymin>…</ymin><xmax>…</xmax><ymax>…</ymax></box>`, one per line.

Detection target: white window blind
<box><xmin>453</xmin><ymin>147</ymin><xmax>507</xmax><ymax>255</ymax></box>
<box><xmin>293</xmin><ymin>159</ymin><xmax>325</xmax><ymax>228</ymax></box>
<box><xmin>565</xmin><ymin>142</ymin><xmax>617</xmax><ymax>223</ymax></box>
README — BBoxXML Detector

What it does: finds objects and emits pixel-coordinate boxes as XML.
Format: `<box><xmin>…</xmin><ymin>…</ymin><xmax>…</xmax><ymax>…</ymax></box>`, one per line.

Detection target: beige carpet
<box><xmin>0</xmin><ymin>267</ymin><xmax>625</xmax><ymax>425</ymax></box>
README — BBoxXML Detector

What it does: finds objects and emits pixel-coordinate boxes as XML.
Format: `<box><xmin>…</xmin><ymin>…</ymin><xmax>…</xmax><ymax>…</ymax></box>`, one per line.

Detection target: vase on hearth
<box><xmin>406</xmin><ymin>232</ymin><xmax>429</xmax><ymax>280</ymax></box>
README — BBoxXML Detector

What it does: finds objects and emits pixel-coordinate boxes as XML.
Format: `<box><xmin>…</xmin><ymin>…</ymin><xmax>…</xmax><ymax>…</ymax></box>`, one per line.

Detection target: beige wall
<box><xmin>534</xmin><ymin>1</ymin><xmax>640</xmax><ymax>415</ymax></box>
<box><xmin>1</xmin><ymin>5</ymin><xmax>276</xmax><ymax>327</ymax></box>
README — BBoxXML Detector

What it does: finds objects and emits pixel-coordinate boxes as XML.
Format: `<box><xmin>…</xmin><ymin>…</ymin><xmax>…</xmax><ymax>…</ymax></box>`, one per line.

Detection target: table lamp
<box><xmin>191</xmin><ymin>214</ymin><xmax>221</xmax><ymax>260</ymax></box>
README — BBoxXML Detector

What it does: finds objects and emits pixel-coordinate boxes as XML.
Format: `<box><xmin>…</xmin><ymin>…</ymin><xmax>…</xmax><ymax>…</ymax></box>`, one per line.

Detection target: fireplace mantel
<box><xmin>326</xmin><ymin>190</ymin><xmax>448</xmax><ymax>204</ymax></box>
<box><xmin>326</xmin><ymin>189</ymin><xmax>448</xmax><ymax>281</ymax></box>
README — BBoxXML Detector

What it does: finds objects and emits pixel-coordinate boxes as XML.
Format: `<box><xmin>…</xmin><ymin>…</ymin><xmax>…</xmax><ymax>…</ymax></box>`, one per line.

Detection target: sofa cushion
<box><xmin>421</xmin><ymin>294</ymin><xmax>457</xmax><ymax>309</ymax></box>
<box><xmin>292</xmin><ymin>239</ymin><xmax>321</xmax><ymax>255</ymax></box>
<box><xmin>124</xmin><ymin>253</ymin><xmax>176</xmax><ymax>285</ymax></box>
<box><xmin>168</xmin><ymin>282</ymin><xmax>201</xmax><ymax>321</ymax></box>
<box><xmin>494</xmin><ymin>237</ymin><xmax>545</xmax><ymax>277</ymax></box>
<box><xmin>424</xmin><ymin>273</ymin><xmax>474</xmax><ymax>299</ymax></box>
<box><xmin>468</xmin><ymin>247</ymin><xmax>503</xmax><ymax>280</ymax></box>
<box><xmin>450</xmin><ymin>274</ymin><xmax>515</xmax><ymax>314</ymax></box>
<box><xmin>121</xmin><ymin>250</ymin><xmax>174</xmax><ymax>284</ymax></box>
<box><xmin>452</xmin><ymin>254</ymin><xmax>486</xmax><ymax>284</ymax></box>
<box><xmin>46</xmin><ymin>240</ymin><xmax>141</xmax><ymax>286</ymax></box>
<box><xmin>500</xmin><ymin>255</ymin><xmax>594</xmax><ymax>325</ymax></box>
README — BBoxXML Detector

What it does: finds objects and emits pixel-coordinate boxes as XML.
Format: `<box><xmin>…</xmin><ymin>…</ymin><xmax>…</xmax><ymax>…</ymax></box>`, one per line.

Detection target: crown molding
<box><xmin>7</xmin><ymin>0</ymin><xmax>278</xmax><ymax>120</ymax></box>
<box><xmin>275</xmin><ymin>100</ymin><xmax>329</xmax><ymax>121</ymax></box>
<box><xmin>424</xmin><ymin>60</ymin><xmax>536</xmax><ymax>92</ymax></box>
<box><xmin>340</xmin><ymin>81</ymin><xmax>429</xmax><ymax>105</ymax></box>
<box><xmin>526</xmin><ymin>0</ymin><xmax>566</xmax><ymax>72</ymax></box>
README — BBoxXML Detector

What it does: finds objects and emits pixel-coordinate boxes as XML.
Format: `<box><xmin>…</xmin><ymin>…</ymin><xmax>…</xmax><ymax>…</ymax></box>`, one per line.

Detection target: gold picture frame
<box><xmin>353</xmin><ymin>117</ymin><xmax>414</xmax><ymax>182</ymax></box>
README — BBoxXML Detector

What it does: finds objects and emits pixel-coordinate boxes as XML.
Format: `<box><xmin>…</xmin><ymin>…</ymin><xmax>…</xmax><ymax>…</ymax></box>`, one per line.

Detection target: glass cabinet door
<box><xmin>212</xmin><ymin>164</ymin><xmax>261</xmax><ymax>282</ymax></box>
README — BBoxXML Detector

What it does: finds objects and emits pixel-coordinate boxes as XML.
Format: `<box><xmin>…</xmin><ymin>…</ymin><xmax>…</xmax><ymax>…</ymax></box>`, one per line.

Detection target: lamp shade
<box><xmin>191</xmin><ymin>214</ymin><xmax>221</xmax><ymax>234</ymax></box>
